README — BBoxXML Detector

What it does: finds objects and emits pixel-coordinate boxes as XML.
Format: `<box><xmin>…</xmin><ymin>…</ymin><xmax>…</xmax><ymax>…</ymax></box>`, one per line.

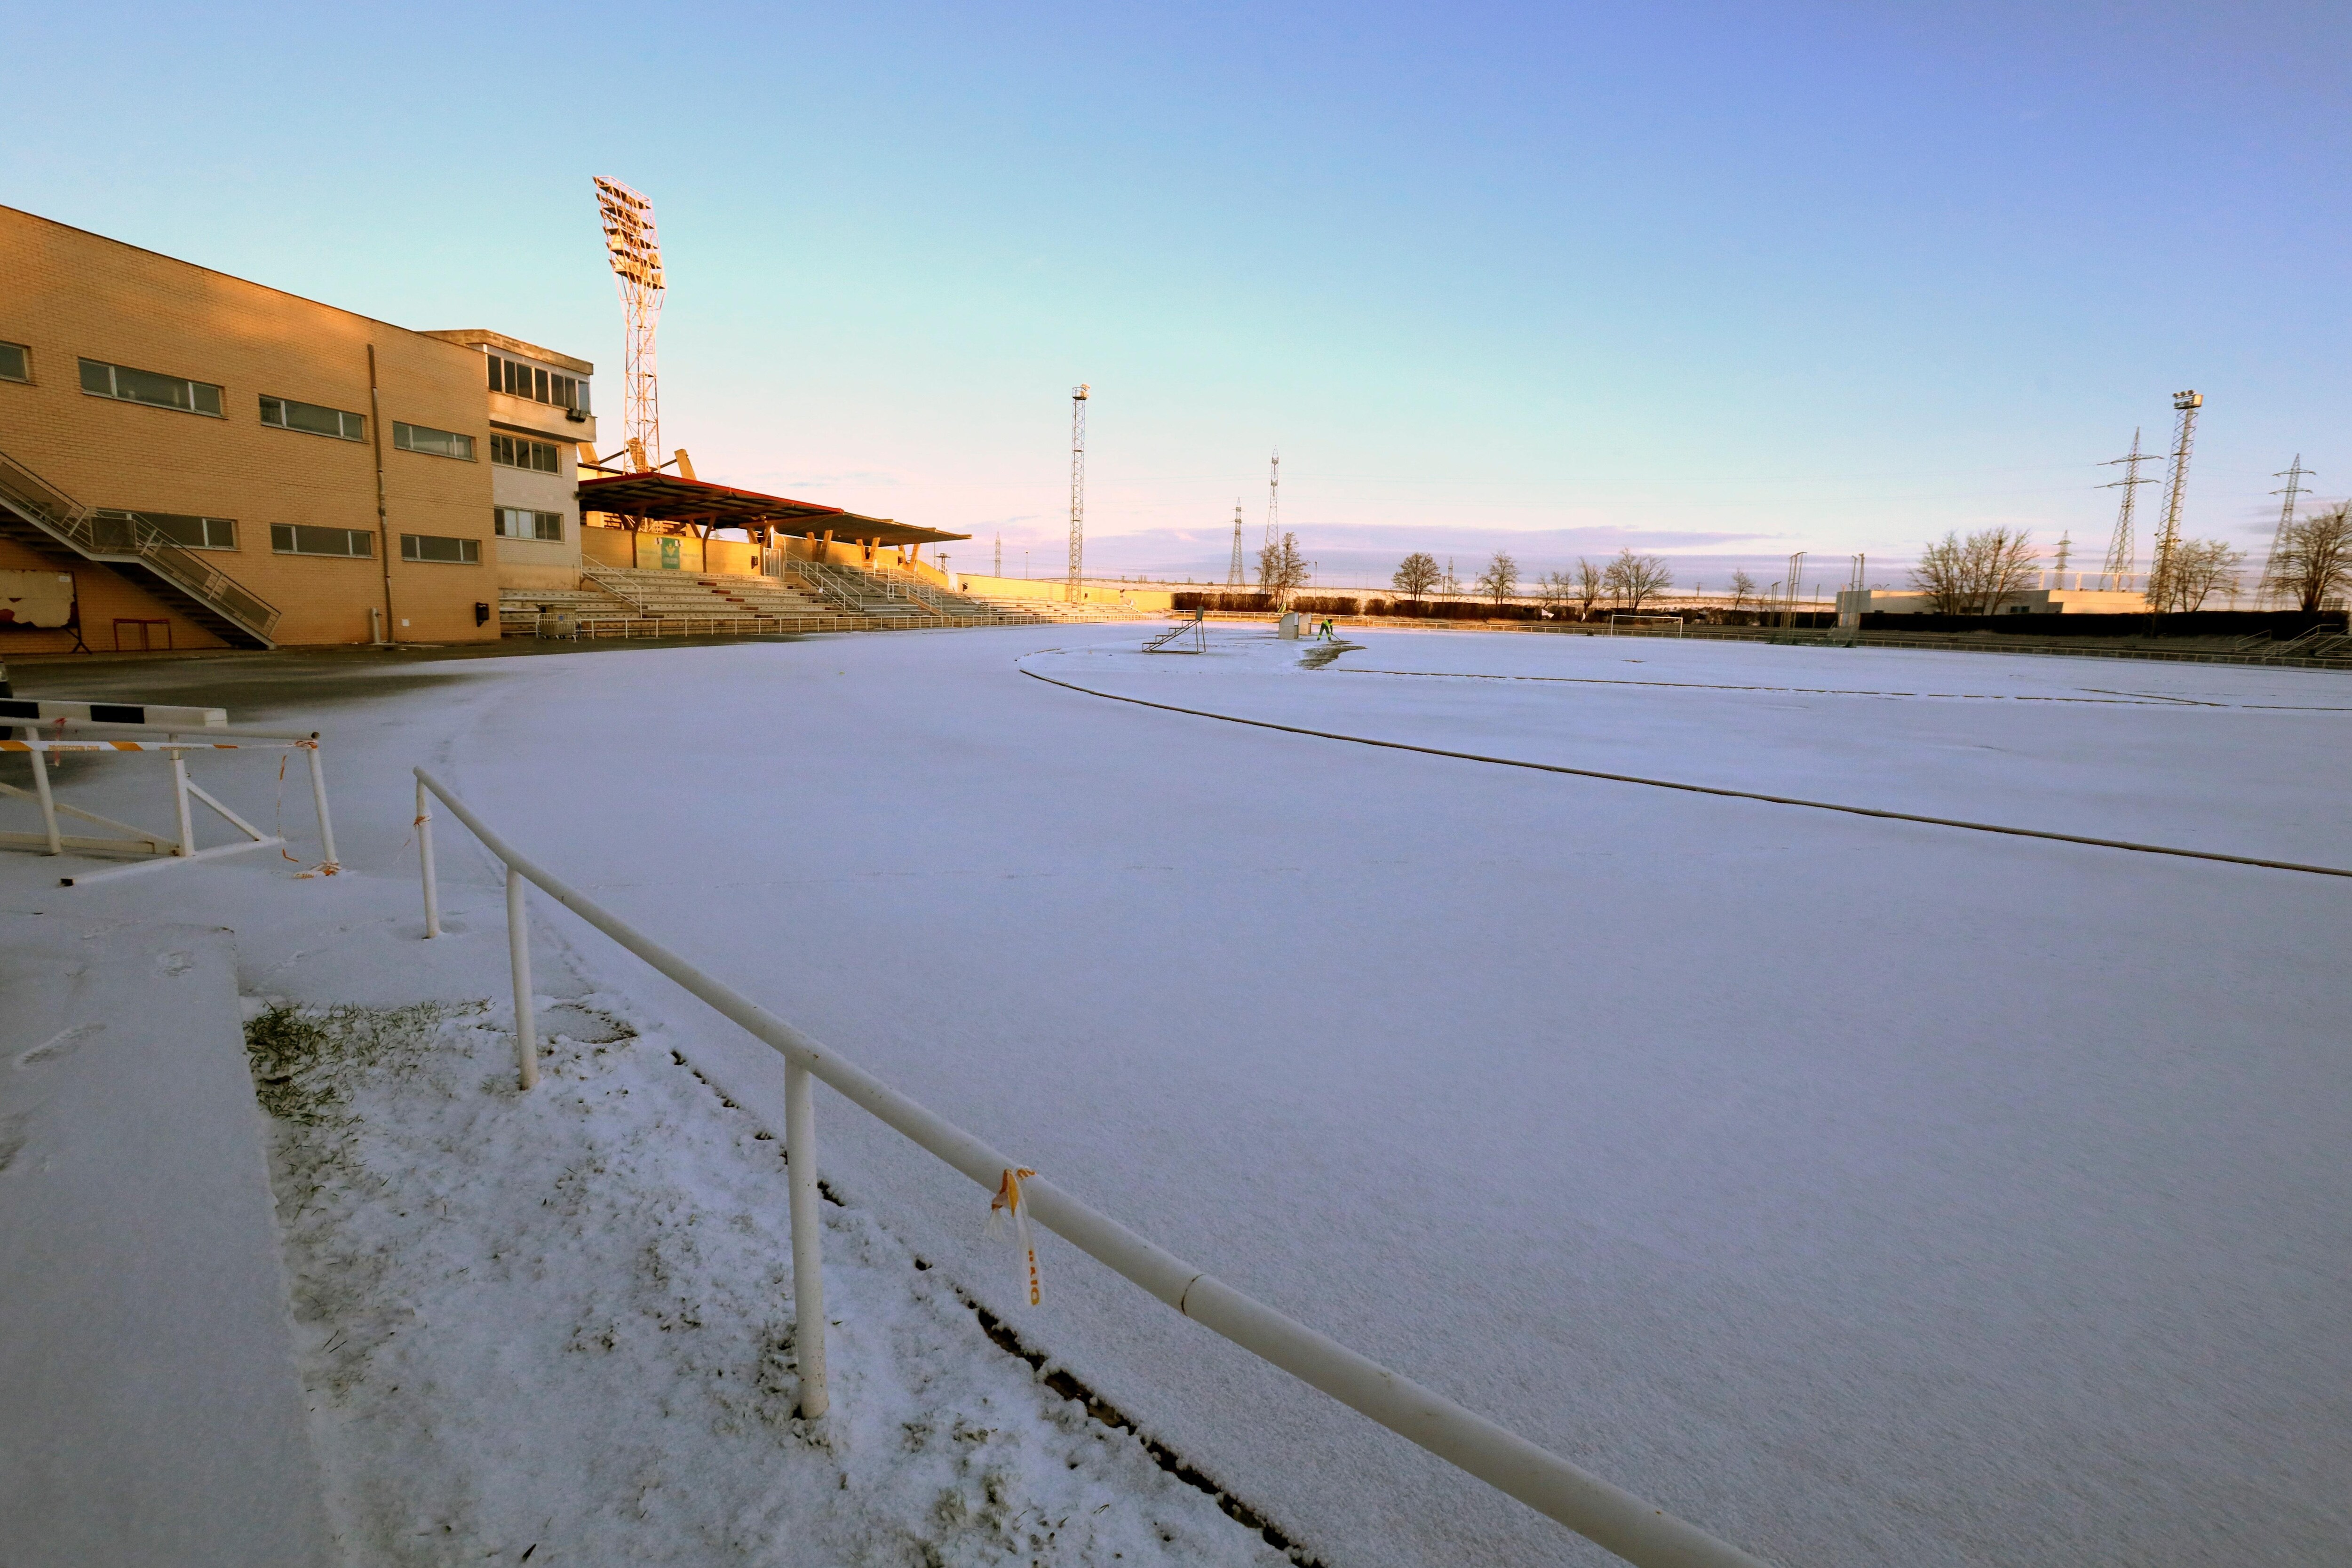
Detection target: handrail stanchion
<box><xmin>304</xmin><ymin>739</ymin><xmax>339</xmax><ymax>869</ymax></box>
<box><xmin>416</xmin><ymin>778</ymin><xmax>440</xmax><ymax>938</ymax></box>
<box><xmin>506</xmin><ymin>865</ymin><xmax>538</xmax><ymax>1090</ymax></box>
<box><xmin>784</xmin><ymin>1060</ymin><xmax>830</xmax><ymax>1418</ymax></box>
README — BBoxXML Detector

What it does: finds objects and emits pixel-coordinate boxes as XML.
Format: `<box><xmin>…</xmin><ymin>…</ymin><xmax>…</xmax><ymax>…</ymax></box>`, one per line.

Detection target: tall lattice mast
<box><xmin>2145</xmin><ymin>390</ymin><xmax>2203</xmax><ymax>610</ymax></box>
<box><xmin>2098</xmin><ymin>428</ymin><xmax>2160</xmax><ymax>589</ymax></box>
<box><xmin>1226</xmin><ymin>501</ymin><xmax>1246</xmax><ymax>588</ymax></box>
<box><xmin>1264</xmin><ymin>450</ymin><xmax>1281</xmax><ymax>555</ymax></box>
<box><xmin>592</xmin><ymin>177</ymin><xmax>666</xmax><ymax>472</ymax></box>
<box><xmin>1067</xmin><ymin>385</ymin><xmax>1089</xmax><ymax>600</ymax></box>
<box><xmin>2259</xmin><ymin>455</ymin><xmax>2313</xmax><ymax>607</ymax></box>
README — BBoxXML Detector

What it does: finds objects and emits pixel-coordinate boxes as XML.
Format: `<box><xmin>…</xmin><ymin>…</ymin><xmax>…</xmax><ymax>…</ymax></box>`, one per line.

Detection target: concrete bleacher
<box><xmin>502</xmin><ymin>562</ymin><xmax>1063</xmax><ymax>638</ymax></box>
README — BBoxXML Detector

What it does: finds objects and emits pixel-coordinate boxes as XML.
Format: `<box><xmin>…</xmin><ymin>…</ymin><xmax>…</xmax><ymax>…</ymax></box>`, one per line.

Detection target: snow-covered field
<box><xmin>10</xmin><ymin>624</ymin><xmax>2347</xmax><ymax>1568</ymax></box>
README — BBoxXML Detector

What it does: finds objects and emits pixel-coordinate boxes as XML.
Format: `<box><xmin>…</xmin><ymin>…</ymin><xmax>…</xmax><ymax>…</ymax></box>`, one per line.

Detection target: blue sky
<box><xmin>6</xmin><ymin>2</ymin><xmax>2346</xmax><ymax>588</ymax></box>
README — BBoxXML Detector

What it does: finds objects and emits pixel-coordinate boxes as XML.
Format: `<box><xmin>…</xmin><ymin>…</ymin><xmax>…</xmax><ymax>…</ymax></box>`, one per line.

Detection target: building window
<box><xmin>271</xmin><ymin>524</ymin><xmax>375</xmax><ymax>557</ymax></box>
<box><xmin>78</xmin><ymin>357</ymin><xmax>223</xmax><ymax>417</ymax></box>
<box><xmin>93</xmin><ymin>509</ymin><xmax>237</xmax><ymax>550</ymax></box>
<box><xmin>487</xmin><ymin>352</ymin><xmax>585</xmax><ymax>413</ymax></box>
<box><xmin>402</xmin><ymin>533</ymin><xmax>481</xmax><ymax>565</ymax></box>
<box><xmin>392</xmin><ymin>421</ymin><xmax>475</xmax><ymax>460</ymax></box>
<box><xmin>260</xmin><ymin>394</ymin><xmax>365</xmax><ymax>441</ymax></box>
<box><xmin>494</xmin><ymin>507</ymin><xmax>564</xmax><ymax>541</ymax></box>
<box><xmin>490</xmin><ymin>433</ymin><xmax>560</xmax><ymax>473</ymax></box>
<box><xmin>0</xmin><ymin>342</ymin><xmax>28</xmax><ymax>382</ymax></box>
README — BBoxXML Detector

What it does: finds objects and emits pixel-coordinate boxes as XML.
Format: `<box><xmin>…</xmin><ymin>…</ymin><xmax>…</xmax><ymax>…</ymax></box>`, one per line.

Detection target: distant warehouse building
<box><xmin>1836</xmin><ymin>578</ymin><xmax>2148</xmax><ymax>626</ymax></box>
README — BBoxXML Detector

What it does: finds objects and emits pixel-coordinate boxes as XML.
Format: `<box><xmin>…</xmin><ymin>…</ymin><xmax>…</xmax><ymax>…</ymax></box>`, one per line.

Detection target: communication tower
<box><xmin>2260</xmin><ymin>456</ymin><xmax>2313</xmax><ymax>607</ymax></box>
<box><xmin>1226</xmin><ymin>501</ymin><xmax>1246</xmax><ymax>589</ymax></box>
<box><xmin>1067</xmin><ymin>385</ymin><xmax>1089</xmax><ymax>600</ymax></box>
<box><xmin>2145</xmin><ymin>391</ymin><xmax>2203</xmax><ymax>610</ymax></box>
<box><xmin>592</xmin><ymin>177</ymin><xmax>666</xmax><ymax>471</ymax></box>
<box><xmin>994</xmin><ymin>532</ymin><xmax>1002</xmax><ymax>578</ymax></box>
<box><xmin>2098</xmin><ymin>428</ymin><xmax>2160</xmax><ymax>589</ymax></box>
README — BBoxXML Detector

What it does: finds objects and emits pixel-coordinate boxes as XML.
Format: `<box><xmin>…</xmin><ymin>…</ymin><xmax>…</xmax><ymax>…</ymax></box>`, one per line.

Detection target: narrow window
<box><xmin>532</xmin><ymin>367</ymin><xmax>548</xmax><ymax>402</ymax></box>
<box><xmin>401</xmin><ymin>533</ymin><xmax>481</xmax><ymax>564</ymax></box>
<box><xmin>0</xmin><ymin>342</ymin><xmax>28</xmax><ymax>382</ymax></box>
<box><xmin>392</xmin><ymin>422</ymin><xmax>475</xmax><ymax>460</ymax></box>
<box><xmin>260</xmin><ymin>394</ymin><xmax>364</xmax><ymax>441</ymax></box>
<box><xmin>486</xmin><ymin>353</ymin><xmax>501</xmax><ymax>390</ymax></box>
<box><xmin>94</xmin><ymin>509</ymin><xmax>238</xmax><ymax>550</ymax></box>
<box><xmin>77</xmin><ymin>358</ymin><xmax>223</xmax><ymax>417</ymax></box>
<box><xmin>270</xmin><ymin>524</ymin><xmax>375</xmax><ymax>557</ymax></box>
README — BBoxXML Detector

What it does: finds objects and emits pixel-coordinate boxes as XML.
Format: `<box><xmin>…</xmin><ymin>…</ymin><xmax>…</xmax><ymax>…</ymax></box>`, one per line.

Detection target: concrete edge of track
<box><xmin>1017</xmin><ymin>661</ymin><xmax>2352</xmax><ymax>881</ymax></box>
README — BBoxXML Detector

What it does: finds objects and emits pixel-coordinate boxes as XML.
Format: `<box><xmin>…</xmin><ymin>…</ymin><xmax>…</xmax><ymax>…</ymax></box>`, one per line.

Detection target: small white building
<box><xmin>423</xmin><ymin>330</ymin><xmax>596</xmax><ymax>593</ymax></box>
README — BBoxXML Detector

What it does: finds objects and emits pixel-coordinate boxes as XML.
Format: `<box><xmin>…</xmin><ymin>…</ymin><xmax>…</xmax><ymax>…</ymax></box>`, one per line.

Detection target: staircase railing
<box><xmin>0</xmin><ymin>449</ymin><xmax>281</xmax><ymax>641</ymax></box>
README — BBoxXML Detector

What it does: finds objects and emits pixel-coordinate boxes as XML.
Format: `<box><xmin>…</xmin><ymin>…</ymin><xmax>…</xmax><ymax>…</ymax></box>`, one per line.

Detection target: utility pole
<box><xmin>993</xmin><ymin>532</ymin><xmax>1002</xmax><ymax>577</ymax></box>
<box><xmin>2099</xmin><ymin>429</ymin><xmax>2160</xmax><ymax>591</ymax></box>
<box><xmin>1226</xmin><ymin>501</ymin><xmax>1246</xmax><ymax>589</ymax></box>
<box><xmin>2260</xmin><ymin>455</ymin><xmax>2313</xmax><ymax>607</ymax></box>
<box><xmin>1067</xmin><ymin>385</ymin><xmax>1089</xmax><ymax>604</ymax></box>
<box><xmin>2146</xmin><ymin>391</ymin><xmax>2202</xmax><ymax>611</ymax></box>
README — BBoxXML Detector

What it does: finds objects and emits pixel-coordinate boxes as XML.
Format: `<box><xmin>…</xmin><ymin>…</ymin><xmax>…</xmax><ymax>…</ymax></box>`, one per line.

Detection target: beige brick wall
<box><xmin>0</xmin><ymin>205</ymin><xmax>500</xmax><ymax>649</ymax></box>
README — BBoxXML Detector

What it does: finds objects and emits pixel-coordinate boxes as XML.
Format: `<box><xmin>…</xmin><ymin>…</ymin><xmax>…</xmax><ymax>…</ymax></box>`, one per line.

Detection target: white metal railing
<box><xmin>409</xmin><ymin>767</ymin><xmax>1773</xmax><ymax>1568</ymax></box>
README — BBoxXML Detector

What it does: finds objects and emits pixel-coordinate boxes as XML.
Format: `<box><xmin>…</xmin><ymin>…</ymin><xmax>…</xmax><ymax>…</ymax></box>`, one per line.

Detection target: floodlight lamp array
<box><xmin>594</xmin><ymin>176</ymin><xmax>665</xmax><ymax>292</ymax></box>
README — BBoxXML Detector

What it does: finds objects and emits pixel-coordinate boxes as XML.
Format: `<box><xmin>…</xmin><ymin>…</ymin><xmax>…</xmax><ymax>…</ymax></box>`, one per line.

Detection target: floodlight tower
<box><xmin>2260</xmin><ymin>455</ymin><xmax>2313</xmax><ymax>606</ymax></box>
<box><xmin>1265</xmin><ymin>450</ymin><xmax>1281</xmax><ymax>554</ymax></box>
<box><xmin>2098</xmin><ymin>428</ymin><xmax>2160</xmax><ymax>589</ymax></box>
<box><xmin>1226</xmin><ymin>501</ymin><xmax>1246</xmax><ymax>588</ymax></box>
<box><xmin>2146</xmin><ymin>391</ymin><xmax>2203</xmax><ymax>609</ymax></box>
<box><xmin>593</xmin><ymin>177</ymin><xmax>666</xmax><ymax>472</ymax></box>
<box><xmin>1067</xmin><ymin>385</ymin><xmax>1089</xmax><ymax>600</ymax></box>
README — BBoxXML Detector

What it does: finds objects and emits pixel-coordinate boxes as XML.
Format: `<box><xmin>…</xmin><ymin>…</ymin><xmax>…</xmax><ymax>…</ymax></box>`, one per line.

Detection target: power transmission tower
<box><xmin>592</xmin><ymin>177</ymin><xmax>665</xmax><ymax>471</ymax></box>
<box><xmin>993</xmin><ymin>532</ymin><xmax>1002</xmax><ymax>577</ymax></box>
<box><xmin>2098</xmin><ymin>428</ymin><xmax>2161</xmax><ymax>589</ymax></box>
<box><xmin>2259</xmin><ymin>455</ymin><xmax>2313</xmax><ymax>607</ymax></box>
<box><xmin>1067</xmin><ymin>384</ymin><xmax>1089</xmax><ymax>602</ymax></box>
<box><xmin>1226</xmin><ymin>501</ymin><xmax>1246</xmax><ymax>588</ymax></box>
<box><xmin>2145</xmin><ymin>390</ymin><xmax>2203</xmax><ymax>610</ymax></box>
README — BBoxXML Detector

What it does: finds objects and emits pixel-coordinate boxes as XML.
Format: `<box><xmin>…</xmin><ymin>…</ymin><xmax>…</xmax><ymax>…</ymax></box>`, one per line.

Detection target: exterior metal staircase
<box><xmin>0</xmin><ymin>447</ymin><xmax>280</xmax><ymax>648</ymax></box>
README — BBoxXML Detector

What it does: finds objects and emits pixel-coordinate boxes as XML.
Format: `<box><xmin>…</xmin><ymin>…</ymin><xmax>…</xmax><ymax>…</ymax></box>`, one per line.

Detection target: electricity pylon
<box><xmin>2145</xmin><ymin>390</ymin><xmax>2202</xmax><ymax>610</ymax></box>
<box><xmin>2259</xmin><ymin>455</ymin><xmax>2313</xmax><ymax>607</ymax></box>
<box><xmin>1067</xmin><ymin>385</ymin><xmax>1089</xmax><ymax>601</ymax></box>
<box><xmin>2098</xmin><ymin>428</ymin><xmax>2161</xmax><ymax>589</ymax></box>
<box><xmin>1226</xmin><ymin>501</ymin><xmax>1246</xmax><ymax>589</ymax></box>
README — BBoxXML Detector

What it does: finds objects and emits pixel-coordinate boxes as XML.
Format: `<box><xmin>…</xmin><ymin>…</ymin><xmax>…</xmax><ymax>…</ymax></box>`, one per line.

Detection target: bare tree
<box><xmin>1392</xmin><ymin>551</ymin><xmax>1440</xmax><ymax>605</ymax></box>
<box><xmin>1535</xmin><ymin>570</ymin><xmax>1575</xmax><ymax>615</ymax></box>
<box><xmin>1476</xmin><ymin>550</ymin><xmax>1519</xmax><ymax>607</ymax></box>
<box><xmin>1573</xmin><ymin>557</ymin><xmax>1605</xmax><ymax>620</ymax></box>
<box><xmin>2161</xmin><ymin>538</ymin><xmax>2246</xmax><ymax>612</ymax></box>
<box><xmin>1728</xmin><ymin>569</ymin><xmax>1757</xmax><ymax>611</ymax></box>
<box><xmin>1911</xmin><ymin>527</ymin><xmax>2037</xmax><ymax>614</ymax></box>
<box><xmin>1974</xmin><ymin>526</ymin><xmax>2039</xmax><ymax>615</ymax></box>
<box><xmin>2265</xmin><ymin>503</ymin><xmax>2352</xmax><ymax>612</ymax></box>
<box><xmin>1602</xmin><ymin>549</ymin><xmax>1673</xmax><ymax>612</ymax></box>
<box><xmin>1257</xmin><ymin>532</ymin><xmax>1309</xmax><ymax>609</ymax></box>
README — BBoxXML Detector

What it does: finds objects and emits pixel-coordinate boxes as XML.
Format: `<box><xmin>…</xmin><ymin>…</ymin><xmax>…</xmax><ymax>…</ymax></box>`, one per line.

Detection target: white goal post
<box><xmin>1606</xmin><ymin>613</ymin><xmax>1683</xmax><ymax>636</ymax></box>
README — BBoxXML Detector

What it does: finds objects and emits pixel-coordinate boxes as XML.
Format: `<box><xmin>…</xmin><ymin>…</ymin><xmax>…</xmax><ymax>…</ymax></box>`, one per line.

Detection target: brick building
<box><xmin>0</xmin><ymin>205</ymin><xmax>593</xmax><ymax>653</ymax></box>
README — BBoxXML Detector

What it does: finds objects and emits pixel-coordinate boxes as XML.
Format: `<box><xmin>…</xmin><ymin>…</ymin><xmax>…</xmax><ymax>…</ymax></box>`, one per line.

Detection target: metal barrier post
<box><xmin>506</xmin><ymin>865</ymin><xmax>538</xmax><ymax>1090</ymax></box>
<box><xmin>416</xmin><ymin>778</ymin><xmax>440</xmax><ymax>937</ymax></box>
<box><xmin>26</xmin><ymin>736</ymin><xmax>63</xmax><ymax>855</ymax></box>
<box><xmin>169</xmin><ymin>751</ymin><xmax>195</xmax><ymax>856</ymax></box>
<box><xmin>305</xmin><ymin>742</ymin><xmax>339</xmax><ymax>869</ymax></box>
<box><xmin>785</xmin><ymin>1059</ymin><xmax>829</xmax><ymax>1417</ymax></box>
